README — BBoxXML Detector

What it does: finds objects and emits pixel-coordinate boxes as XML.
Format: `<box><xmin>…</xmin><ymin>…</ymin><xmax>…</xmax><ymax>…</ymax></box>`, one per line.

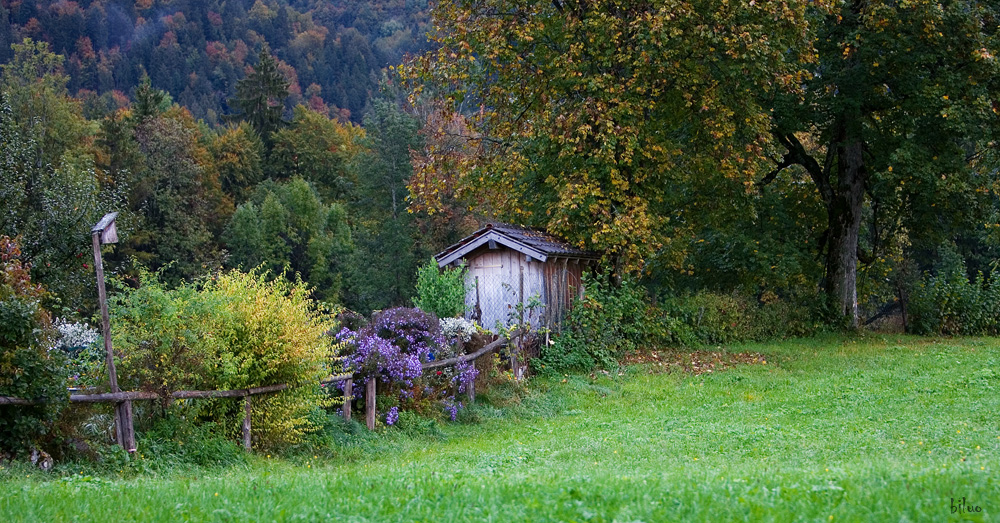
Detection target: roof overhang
<box><xmin>436</xmin><ymin>230</ymin><xmax>549</xmax><ymax>267</ymax></box>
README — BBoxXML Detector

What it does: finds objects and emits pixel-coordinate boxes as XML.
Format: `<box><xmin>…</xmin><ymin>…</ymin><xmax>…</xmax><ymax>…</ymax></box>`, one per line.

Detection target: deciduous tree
<box><xmin>764</xmin><ymin>0</ymin><xmax>1000</xmax><ymax>325</ymax></box>
<box><xmin>403</xmin><ymin>0</ymin><xmax>817</xmax><ymax>277</ymax></box>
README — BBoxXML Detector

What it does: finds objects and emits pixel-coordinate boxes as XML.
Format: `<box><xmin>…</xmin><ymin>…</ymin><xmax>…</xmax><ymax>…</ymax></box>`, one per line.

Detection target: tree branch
<box><xmin>773</xmin><ymin>131</ymin><xmax>833</xmax><ymax>206</ymax></box>
<box><xmin>761</xmin><ymin>154</ymin><xmax>792</xmax><ymax>185</ymax></box>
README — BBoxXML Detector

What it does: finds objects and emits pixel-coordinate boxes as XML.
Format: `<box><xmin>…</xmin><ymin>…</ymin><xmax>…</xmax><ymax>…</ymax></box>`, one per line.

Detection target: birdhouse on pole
<box><xmin>90</xmin><ymin>211</ymin><xmax>135</xmax><ymax>453</ymax></box>
<box><xmin>92</xmin><ymin>212</ymin><xmax>119</xmax><ymax>245</ymax></box>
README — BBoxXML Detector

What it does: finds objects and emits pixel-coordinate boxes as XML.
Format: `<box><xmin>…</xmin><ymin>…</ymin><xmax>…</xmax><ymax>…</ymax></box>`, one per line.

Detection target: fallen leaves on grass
<box><xmin>619</xmin><ymin>350</ymin><xmax>767</xmax><ymax>375</ymax></box>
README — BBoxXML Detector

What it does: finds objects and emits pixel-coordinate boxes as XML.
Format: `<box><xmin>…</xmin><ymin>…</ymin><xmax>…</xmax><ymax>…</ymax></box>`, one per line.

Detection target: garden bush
<box><xmin>0</xmin><ymin>236</ymin><xmax>68</xmax><ymax>455</ymax></box>
<box><xmin>536</xmin><ymin>274</ymin><xmax>818</xmax><ymax>374</ymax></box>
<box><xmin>413</xmin><ymin>259</ymin><xmax>466</xmax><ymax>319</ymax></box>
<box><xmin>336</xmin><ymin>307</ymin><xmax>477</xmax><ymax>420</ymax></box>
<box><xmin>109</xmin><ymin>269</ymin><xmax>338</xmax><ymax>450</ymax></box>
<box><xmin>535</xmin><ymin>275</ymin><xmax>646</xmax><ymax>373</ymax></box>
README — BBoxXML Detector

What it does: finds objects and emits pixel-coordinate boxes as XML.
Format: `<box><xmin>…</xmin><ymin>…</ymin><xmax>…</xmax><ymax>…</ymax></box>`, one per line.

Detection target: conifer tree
<box><xmin>229</xmin><ymin>45</ymin><xmax>289</xmax><ymax>144</ymax></box>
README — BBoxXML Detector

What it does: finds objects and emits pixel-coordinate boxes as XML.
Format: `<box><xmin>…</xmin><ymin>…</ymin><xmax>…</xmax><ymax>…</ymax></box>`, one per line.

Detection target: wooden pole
<box><xmin>519</xmin><ymin>263</ymin><xmax>525</xmax><ymax>326</ymax></box>
<box><xmin>510</xmin><ymin>343</ymin><xmax>518</xmax><ymax>381</ymax></box>
<box><xmin>342</xmin><ymin>378</ymin><xmax>352</xmax><ymax>421</ymax></box>
<box><xmin>559</xmin><ymin>257</ymin><xmax>569</xmax><ymax>334</ymax></box>
<box><xmin>93</xmin><ymin>232</ymin><xmax>134</xmax><ymax>453</ymax></box>
<box><xmin>474</xmin><ymin>276</ymin><xmax>482</xmax><ymax>324</ymax></box>
<box><xmin>365</xmin><ymin>379</ymin><xmax>376</xmax><ymax>430</ymax></box>
<box><xmin>421</xmin><ymin>331</ymin><xmax>522</xmax><ymax>370</ymax></box>
<box><xmin>92</xmin><ymin>233</ymin><xmax>117</xmax><ymax>392</ymax></box>
<box><xmin>243</xmin><ymin>396</ymin><xmax>252</xmax><ymax>451</ymax></box>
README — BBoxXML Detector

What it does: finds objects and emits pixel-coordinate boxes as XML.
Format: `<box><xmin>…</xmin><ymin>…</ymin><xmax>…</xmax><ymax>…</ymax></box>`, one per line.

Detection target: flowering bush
<box><xmin>338</xmin><ymin>308</ymin><xmax>444</xmax><ymax>387</ymax></box>
<box><xmin>385</xmin><ymin>406</ymin><xmax>399</xmax><ymax>425</ymax></box>
<box><xmin>51</xmin><ymin>319</ymin><xmax>105</xmax><ymax>389</ymax></box>
<box><xmin>337</xmin><ymin>307</ymin><xmax>478</xmax><ymax>421</ymax></box>
<box><xmin>52</xmin><ymin>320</ymin><xmax>100</xmax><ymax>351</ymax></box>
<box><xmin>440</xmin><ymin>317</ymin><xmax>477</xmax><ymax>344</ymax></box>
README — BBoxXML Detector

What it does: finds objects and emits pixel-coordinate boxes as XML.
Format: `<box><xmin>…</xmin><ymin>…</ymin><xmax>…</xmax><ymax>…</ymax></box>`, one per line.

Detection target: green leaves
<box><xmin>0</xmin><ymin>237</ymin><xmax>67</xmax><ymax>454</ymax></box>
<box><xmin>223</xmin><ymin>178</ymin><xmax>352</xmax><ymax>302</ymax></box>
<box><xmin>229</xmin><ymin>46</ymin><xmax>290</xmax><ymax>144</ymax></box>
<box><xmin>405</xmin><ymin>0</ymin><xmax>815</xmax><ymax>272</ymax></box>
<box><xmin>413</xmin><ymin>259</ymin><xmax>466</xmax><ymax>319</ymax></box>
<box><xmin>268</xmin><ymin>105</ymin><xmax>360</xmax><ymax>202</ymax></box>
<box><xmin>110</xmin><ymin>268</ymin><xmax>338</xmax><ymax>449</ymax></box>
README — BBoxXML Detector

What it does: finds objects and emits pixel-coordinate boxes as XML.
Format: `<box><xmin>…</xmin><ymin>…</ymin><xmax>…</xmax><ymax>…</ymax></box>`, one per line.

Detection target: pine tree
<box><xmin>228</xmin><ymin>45</ymin><xmax>289</xmax><ymax>144</ymax></box>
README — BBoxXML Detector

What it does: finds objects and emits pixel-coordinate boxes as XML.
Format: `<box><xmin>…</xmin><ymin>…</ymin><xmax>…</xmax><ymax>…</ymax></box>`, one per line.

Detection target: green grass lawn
<box><xmin>2</xmin><ymin>334</ymin><xmax>999</xmax><ymax>522</ymax></box>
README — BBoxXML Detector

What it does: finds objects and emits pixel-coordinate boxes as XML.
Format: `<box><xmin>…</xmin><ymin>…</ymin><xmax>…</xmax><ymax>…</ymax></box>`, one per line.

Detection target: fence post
<box><xmin>242</xmin><ymin>395</ymin><xmax>252</xmax><ymax>451</ymax></box>
<box><xmin>365</xmin><ymin>379</ymin><xmax>376</xmax><ymax>430</ymax></box>
<box><xmin>342</xmin><ymin>378</ymin><xmax>352</xmax><ymax>421</ymax></box>
<box><xmin>510</xmin><ymin>343</ymin><xmax>518</xmax><ymax>381</ymax></box>
<box><xmin>116</xmin><ymin>402</ymin><xmax>136</xmax><ymax>453</ymax></box>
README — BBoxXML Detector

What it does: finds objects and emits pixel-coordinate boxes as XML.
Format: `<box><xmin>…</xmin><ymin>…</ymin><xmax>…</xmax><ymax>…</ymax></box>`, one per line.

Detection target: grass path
<box><xmin>2</xmin><ymin>335</ymin><xmax>998</xmax><ymax>521</ymax></box>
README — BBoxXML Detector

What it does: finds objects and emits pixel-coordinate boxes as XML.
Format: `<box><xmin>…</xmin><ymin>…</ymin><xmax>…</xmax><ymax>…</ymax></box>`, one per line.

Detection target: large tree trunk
<box><xmin>825</xmin><ymin>139</ymin><xmax>866</xmax><ymax>327</ymax></box>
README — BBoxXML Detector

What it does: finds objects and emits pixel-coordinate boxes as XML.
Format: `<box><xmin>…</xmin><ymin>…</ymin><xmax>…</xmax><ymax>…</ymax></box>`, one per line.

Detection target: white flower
<box><xmin>440</xmin><ymin>317</ymin><xmax>477</xmax><ymax>342</ymax></box>
<box><xmin>53</xmin><ymin>319</ymin><xmax>100</xmax><ymax>350</ymax></box>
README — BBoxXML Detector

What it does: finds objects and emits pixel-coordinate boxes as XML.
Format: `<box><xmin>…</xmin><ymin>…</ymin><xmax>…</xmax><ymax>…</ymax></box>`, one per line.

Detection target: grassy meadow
<box><xmin>1</xmin><ymin>334</ymin><xmax>998</xmax><ymax>522</ymax></box>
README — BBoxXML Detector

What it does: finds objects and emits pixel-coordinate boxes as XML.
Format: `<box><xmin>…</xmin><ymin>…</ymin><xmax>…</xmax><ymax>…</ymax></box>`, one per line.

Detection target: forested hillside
<box><xmin>0</xmin><ymin>0</ymin><xmax>431</xmax><ymax>124</ymax></box>
<box><xmin>0</xmin><ymin>34</ymin><xmax>472</xmax><ymax>318</ymax></box>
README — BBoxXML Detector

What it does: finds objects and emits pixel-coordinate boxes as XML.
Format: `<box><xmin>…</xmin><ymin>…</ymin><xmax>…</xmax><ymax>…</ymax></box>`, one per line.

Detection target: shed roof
<box><xmin>435</xmin><ymin>223</ymin><xmax>600</xmax><ymax>267</ymax></box>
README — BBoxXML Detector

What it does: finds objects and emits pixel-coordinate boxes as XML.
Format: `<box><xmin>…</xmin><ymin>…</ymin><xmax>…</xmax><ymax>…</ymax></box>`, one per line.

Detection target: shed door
<box><xmin>465</xmin><ymin>250</ymin><xmax>521</xmax><ymax>331</ymax></box>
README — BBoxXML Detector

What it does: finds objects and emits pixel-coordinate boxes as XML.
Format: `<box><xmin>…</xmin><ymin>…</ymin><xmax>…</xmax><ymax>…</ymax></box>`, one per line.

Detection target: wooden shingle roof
<box><xmin>435</xmin><ymin>223</ymin><xmax>600</xmax><ymax>267</ymax></box>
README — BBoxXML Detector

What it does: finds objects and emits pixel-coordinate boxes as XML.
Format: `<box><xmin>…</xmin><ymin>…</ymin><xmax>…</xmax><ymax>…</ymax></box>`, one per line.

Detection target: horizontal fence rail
<box><xmin>0</xmin><ymin>331</ymin><xmax>522</xmax><ymax>452</ymax></box>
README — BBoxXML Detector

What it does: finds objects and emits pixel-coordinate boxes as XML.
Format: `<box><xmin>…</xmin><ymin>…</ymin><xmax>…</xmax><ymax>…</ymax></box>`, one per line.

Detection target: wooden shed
<box><xmin>435</xmin><ymin>223</ymin><xmax>600</xmax><ymax>331</ymax></box>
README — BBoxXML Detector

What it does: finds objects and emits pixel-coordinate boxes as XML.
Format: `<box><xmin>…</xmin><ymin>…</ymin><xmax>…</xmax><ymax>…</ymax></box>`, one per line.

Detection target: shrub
<box><xmin>658</xmin><ymin>292</ymin><xmax>759</xmax><ymax>345</ymax></box>
<box><xmin>908</xmin><ymin>247</ymin><xmax>1000</xmax><ymax>335</ymax></box>
<box><xmin>0</xmin><ymin>236</ymin><xmax>68</xmax><ymax>455</ymax></box>
<box><xmin>656</xmin><ymin>291</ymin><xmax>817</xmax><ymax>346</ymax></box>
<box><xmin>440</xmin><ymin>317</ymin><xmax>478</xmax><ymax>344</ymax></box>
<box><xmin>337</xmin><ymin>307</ymin><xmax>477</xmax><ymax>420</ymax></box>
<box><xmin>110</xmin><ymin>268</ymin><xmax>338</xmax><ymax>450</ymax></box>
<box><xmin>413</xmin><ymin>259</ymin><xmax>466</xmax><ymax>318</ymax></box>
<box><xmin>535</xmin><ymin>275</ymin><xmax>646</xmax><ymax>374</ymax></box>
<box><xmin>338</xmin><ymin>308</ymin><xmax>444</xmax><ymax>387</ymax></box>
<box><xmin>134</xmin><ymin>416</ymin><xmax>248</xmax><ymax>470</ymax></box>
<box><xmin>537</xmin><ymin>274</ymin><xmax>817</xmax><ymax>374</ymax></box>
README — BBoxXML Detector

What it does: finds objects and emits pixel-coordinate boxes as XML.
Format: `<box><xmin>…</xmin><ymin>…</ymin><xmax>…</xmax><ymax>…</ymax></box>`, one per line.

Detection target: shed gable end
<box><xmin>437</xmin><ymin>231</ymin><xmax>547</xmax><ymax>267</ymax></box>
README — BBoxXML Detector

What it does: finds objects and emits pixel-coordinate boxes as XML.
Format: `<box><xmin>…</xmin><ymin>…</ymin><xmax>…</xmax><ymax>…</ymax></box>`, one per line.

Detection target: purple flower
<box><xmin>444</xmin><ymin>400</ymin><xmax>463</xmax><ymax>421</ymax></box>
<box><xmin>453</xmin><ymin>361</ymin><xmax>479</xmax><ymax>394</ymax></box>
<box><xmin>337</xmin><ymin>307</ymin><xmax>476</xmax><ymax>422</ymax></box>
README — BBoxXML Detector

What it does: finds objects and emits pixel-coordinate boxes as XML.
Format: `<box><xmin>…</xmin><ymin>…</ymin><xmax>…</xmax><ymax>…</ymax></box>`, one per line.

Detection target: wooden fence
<box><xmin>0</xmin><ymin>333</ymin><xmax>520</xmax><ymax>453</ymax></box>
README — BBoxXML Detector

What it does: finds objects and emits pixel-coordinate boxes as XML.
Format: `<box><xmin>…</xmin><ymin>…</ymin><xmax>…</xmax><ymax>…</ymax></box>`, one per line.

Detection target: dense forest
<box><xmin>0</xmin><ymin>0</ymin><xmax>431</xmax><ymax>124</ymax></box>
<box><xmin>0</xmin><ymin>33</ymin><xmax>472</xmax><ymax>319</ymax></box>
